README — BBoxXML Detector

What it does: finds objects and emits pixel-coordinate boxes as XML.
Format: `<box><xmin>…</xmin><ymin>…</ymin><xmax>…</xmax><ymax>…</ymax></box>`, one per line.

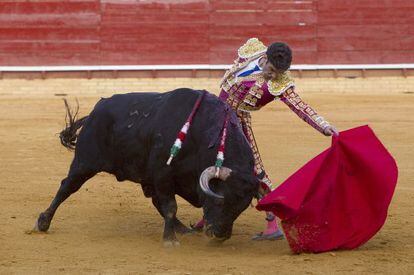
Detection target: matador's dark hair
<box><xmin>266</xmin><ymin>42</ymin><xmax>292</xmax><ymax>72</ymax></box>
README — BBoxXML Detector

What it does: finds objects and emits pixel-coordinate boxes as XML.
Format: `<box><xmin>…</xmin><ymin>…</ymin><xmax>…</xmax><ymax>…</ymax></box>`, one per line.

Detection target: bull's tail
<box><xmin>59</xmin><ymin>98</ymin><xmax>88</xmax><ymax>150</ymax></box>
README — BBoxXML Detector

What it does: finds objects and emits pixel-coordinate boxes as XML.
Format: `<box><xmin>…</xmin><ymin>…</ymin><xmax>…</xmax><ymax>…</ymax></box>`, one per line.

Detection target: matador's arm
<box><xmin>280</xmin><ymin>88</ymin><xmax>332</xmax><ymax>135</ymax></box>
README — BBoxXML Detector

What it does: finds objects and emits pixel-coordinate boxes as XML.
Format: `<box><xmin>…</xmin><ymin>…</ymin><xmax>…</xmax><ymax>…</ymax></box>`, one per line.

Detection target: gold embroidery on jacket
<box><xmin>268</xmin><ymin>72</ymin><xmax>295</xmax><ymax>97</ymax></box>
<box><xmin>238</xmin><ymin>38</ymin><xmax>267</xmax><ymax>59</ymax></box>
<box><xmin>281</xmin><ymin>88</ymin><xmax>330</xmax><ymax>132</ymax></box>
<box><xmin>239</xmin><ymin>79</ymin><xmax>265</xmax><ymax>111</ymax></box>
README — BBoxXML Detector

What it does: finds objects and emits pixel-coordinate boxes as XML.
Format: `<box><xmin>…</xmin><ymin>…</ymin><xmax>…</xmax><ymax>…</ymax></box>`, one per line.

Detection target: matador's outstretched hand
<box><xmin>323</xmin><ymin>125</ymin><xmax>339</xmax><ymax>137</ymax></box>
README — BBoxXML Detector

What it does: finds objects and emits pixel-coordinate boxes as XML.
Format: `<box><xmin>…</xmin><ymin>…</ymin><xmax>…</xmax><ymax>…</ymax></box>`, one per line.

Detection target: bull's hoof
<box><xmin>173</xmin><ymin>219</ymin><xmax>194</xmax><ymax>235</ymax></box>
<box><xmin>175</xmin><ymin>225</ymin><xmax>194</xmax><ymax>235</ymax></box>
<box><xmin>163</xmin><ymin>240</ymin><xmax>180</xmax><ymax>248</ymax></box>
<box><xmin>34</xmin><ymin>213</ymin><xmax>51</xmax><ymax>232</ymax></box>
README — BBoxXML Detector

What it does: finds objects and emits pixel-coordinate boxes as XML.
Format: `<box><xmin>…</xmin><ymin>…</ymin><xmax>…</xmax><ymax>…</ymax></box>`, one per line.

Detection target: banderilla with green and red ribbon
<box><xmin>166</xmin><ymin>91</ymin><xmax>206</xmax><ymax>165</ymax></box>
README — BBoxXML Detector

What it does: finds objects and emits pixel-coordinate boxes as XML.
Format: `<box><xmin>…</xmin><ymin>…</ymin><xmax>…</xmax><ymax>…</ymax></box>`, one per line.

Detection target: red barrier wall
<box><xmin>1</xmin><ymin>0</ymin><xmax>413</xmax><ymax>66</ymax></box>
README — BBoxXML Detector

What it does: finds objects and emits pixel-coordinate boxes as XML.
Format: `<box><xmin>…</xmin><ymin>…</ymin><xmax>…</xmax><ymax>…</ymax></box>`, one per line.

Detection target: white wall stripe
<box><xmin>1</xmin><ymin>64</ymin><xmax>414</xmax><ymax>72</ymax></box>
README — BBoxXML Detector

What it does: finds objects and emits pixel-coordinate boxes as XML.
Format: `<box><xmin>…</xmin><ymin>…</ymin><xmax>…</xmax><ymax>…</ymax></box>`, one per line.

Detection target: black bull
<box><xmin>35</xmin><ymin>88</ymin><xmax>259</xmax><ymax>245</ymax></box>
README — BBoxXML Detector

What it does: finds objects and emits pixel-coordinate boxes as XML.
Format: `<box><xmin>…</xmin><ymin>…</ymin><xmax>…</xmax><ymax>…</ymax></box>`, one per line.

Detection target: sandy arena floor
<box><xmin>0</xmin><ymin>90</ymin><xmax>413</xmax><ymax>274</ymax></box>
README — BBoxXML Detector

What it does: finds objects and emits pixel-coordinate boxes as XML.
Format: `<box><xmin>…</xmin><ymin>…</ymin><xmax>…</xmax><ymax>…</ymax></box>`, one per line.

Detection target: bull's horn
<box><xmin>199</xmin><ymin>166</ymin><xmax>232</xmax><ymax>199</ymax></box>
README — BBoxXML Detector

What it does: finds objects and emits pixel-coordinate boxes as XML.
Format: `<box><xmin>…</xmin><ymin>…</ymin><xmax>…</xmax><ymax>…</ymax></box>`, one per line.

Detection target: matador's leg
<box><xmin>236</xmin><ymin>111</ymin><xmax>284</xmax><ymax>241</ymax></box>
<box><xmin>236</xmin><ymin>110</ymin><xmax>272</xmax><ymax>193</ymax></box>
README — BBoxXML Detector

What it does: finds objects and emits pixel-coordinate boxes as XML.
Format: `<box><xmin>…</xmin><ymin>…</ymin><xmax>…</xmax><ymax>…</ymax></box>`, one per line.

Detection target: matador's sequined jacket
<box><xmin>218</xmin><ymin>38</ymin><xmax>331</xmax><ymax>189</ymax></box>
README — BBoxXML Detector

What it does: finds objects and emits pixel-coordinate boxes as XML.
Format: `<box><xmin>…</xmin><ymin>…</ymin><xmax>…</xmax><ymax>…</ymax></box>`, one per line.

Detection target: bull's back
<box><xmin>73</xmin><ymin>88</ymin><xmax>252</xmax><ymax>187</ymax></box>
<box><xmin>76</xmin><ymin>89</ymin><xmax>207</xmax><ymax>165</ymax></box>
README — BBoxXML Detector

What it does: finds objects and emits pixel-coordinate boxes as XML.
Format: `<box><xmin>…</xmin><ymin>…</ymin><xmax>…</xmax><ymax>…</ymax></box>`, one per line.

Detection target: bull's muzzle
<box><xmin>199</xmin><ymin>166</ymin><xmax>232</xmax><ymax>199</ymax></box>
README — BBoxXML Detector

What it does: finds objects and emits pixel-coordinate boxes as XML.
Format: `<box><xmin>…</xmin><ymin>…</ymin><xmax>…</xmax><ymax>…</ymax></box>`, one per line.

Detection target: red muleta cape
<box><xmin>257</xmin><ymin>125</ymin><xmax>398</xmax><ymax>253</ymax></box>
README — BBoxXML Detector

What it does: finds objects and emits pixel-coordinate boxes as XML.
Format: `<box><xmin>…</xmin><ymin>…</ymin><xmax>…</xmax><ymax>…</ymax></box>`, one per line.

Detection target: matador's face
<box><xmin>261</xmin><ymin>57</ymin><xmax>284</xmax><ymax>81</ymax></box>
